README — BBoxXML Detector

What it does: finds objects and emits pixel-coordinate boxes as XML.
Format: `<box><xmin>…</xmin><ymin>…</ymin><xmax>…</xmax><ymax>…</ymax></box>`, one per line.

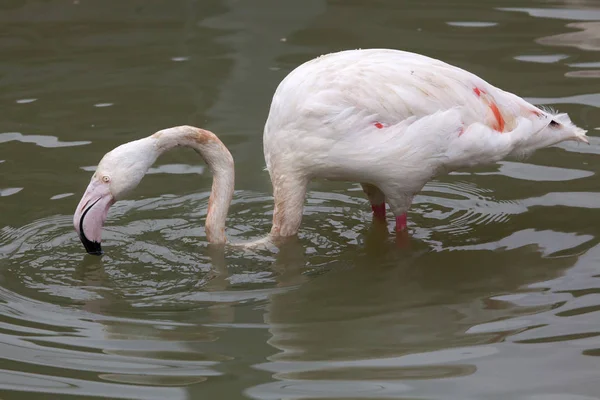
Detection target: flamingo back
<box><xmin>263</xmin><ymin>49</ymin><xmax>587</xmax><ymax>182</ymax></box>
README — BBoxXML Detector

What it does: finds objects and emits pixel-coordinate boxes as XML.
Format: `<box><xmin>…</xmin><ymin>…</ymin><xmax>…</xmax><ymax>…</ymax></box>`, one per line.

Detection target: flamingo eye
<box><xmin>102</xmin><ymin>175</ymin><xmax>111</xmax><ymax>183</ymax></box>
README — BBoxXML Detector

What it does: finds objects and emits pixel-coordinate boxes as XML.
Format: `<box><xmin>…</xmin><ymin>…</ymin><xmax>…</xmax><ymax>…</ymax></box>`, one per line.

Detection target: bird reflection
<box><xmin>262</xmin><ymin>235</ymin><xmax>578</xmax><ymax>365</ymax></box>
<box><xmin>70</xmin><ymin>219</ymin><xmax>588</xmax><ymax>393</ymax></box>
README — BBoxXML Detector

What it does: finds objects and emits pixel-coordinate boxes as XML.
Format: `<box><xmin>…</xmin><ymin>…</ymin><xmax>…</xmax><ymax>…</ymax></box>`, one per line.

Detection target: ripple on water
<box><xmin>0</xmin><ymin>279</ymin><xmax>226</xmax><ymax>398</ymax></box>
<box><xmin>0</xmin><ymin>192</ymin><xmax>307</xmax><ymax>309</ymax></box>
<box><xmin>0</xmin><ymin>205</ymin><xmax>247</xmax><ymax>397</ymax></box>
<box><xmin>566</xmin><ymin>70</ymin><xmax>600</xmax><ymax>79</ymax></box>
<box><xmin>2</xmin><ymin>1</ymin><xmax>600</xmax><ymax>398</ymax></box>
<box><xmin>245</xmin><ymin>380</ymin><xmax>413</xmax><ymax>399</ymax></box>
<box><xmin>446</xmin><ymin>21</ymin><xmax>497</xmax><ymax>27</ymax></box>
<box><xmin>538</xmin><ymin>22</ymin><xmax>600</xmax><ymax>52</ymax></box>
<box><xmin>499</xmin><ymin>7</ymin><xmax>600</xmax><ymax>21</ymax></box>
<box><xmin>570</xmin><ymin>62</ymin><xmax>600</xmax><ymax>68</ymax></box>
<box><xmin>246</xmin><ymin>347</ymin><xmax>497</xmax><ymax>399</ymax></box>
<box><xmin>414</xmin><ymin>180</ymin><xmax>523</xmax><ymax>238</ymax></box>
<box><xmin>0</xmin><ymin>188</ymin><xmax>382</xmax><ymax>395</ymax></box>
<box><xmin>0</xmin><ymin>188</ymin><xmax>23</xmax><ymax>197</ymax></box>
<box><xmin>50</xmin><ymin>193</ymin><xmax>74</xmax><ymax>200</ymax></box>
<box><xmin>1</xmin><ymin>172</ymin><xmax>598</xmax><ymax>398</ymax></box>
<box><xmin>4</xmin><ymin>180</ymin><xmax>557</xmax><ymax>313</ymax></box>
<box><xmin>514</xmin><ymin>54</ymin><xmax>569</xmax><ymax>64</ymax></box>
<box><xmin>526</xmin><ymin>93</ymin><xmax>600</xmax><ymax>108</ymax></box>
<box><xmin>478</xmin><ymin>161</ymin><xmax>593</xmax><ymax>182</ymax></box>
<box><xmin>0</xmin><ymin>132</ymin><xmax>90</xmax><ymax>148</ymax></box>
<box><xmin>0</xmin><ymin>370</ymin><xmax>188</xmax><ymax>399</ymax></box>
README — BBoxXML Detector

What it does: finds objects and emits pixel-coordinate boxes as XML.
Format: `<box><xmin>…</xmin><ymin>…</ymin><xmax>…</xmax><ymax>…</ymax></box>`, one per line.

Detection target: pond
<box><xmin>1</xmin><ymin>0</ymin><xmax>600</xmax><ymax>398</ymax></box>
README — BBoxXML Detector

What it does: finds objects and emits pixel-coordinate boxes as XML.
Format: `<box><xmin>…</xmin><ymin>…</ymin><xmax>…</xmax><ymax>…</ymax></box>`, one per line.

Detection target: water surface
<box><xmin>1</xmin><ymin>0</ymin><xmax>600</xmax><ymax>399</ymax></box>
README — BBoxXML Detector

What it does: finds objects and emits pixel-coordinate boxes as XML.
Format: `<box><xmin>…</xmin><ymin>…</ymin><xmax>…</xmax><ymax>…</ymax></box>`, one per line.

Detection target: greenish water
<box><xmin>1</xmin><ymin>0</ymin><xmax>600</xmax><ymax>398</ymax></box>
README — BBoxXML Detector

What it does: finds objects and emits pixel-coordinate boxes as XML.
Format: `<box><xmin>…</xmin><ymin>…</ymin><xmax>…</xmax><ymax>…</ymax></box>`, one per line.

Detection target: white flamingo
<box><xmin>73</xmin><ymin>48</ymin><xmax>588</xmax><ymax>255</ymax></box>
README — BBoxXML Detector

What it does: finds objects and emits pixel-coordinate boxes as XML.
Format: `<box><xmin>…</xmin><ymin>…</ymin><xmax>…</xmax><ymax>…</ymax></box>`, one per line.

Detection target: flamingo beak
<box><xmin>73</xmin><ymin>180</ymin><xmax>115</xmax><ymax>255</ymax></box>
<box><xmin>574</xmin><ymin>131</ymin><xmax>589</xmax><ymax>144</ymax></box>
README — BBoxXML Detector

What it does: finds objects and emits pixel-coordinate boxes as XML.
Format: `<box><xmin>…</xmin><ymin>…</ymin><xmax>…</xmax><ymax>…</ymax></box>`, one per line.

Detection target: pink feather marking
<box><xmin>374</xmin><ymin>122</ymin><xmax>384</xmax><ymax>129</ymax></box>
<box><xmin>489</xmin><ymin>102</ymin><xmax>505</xmax><ymax>132</ymax></box>
<box><xmin>473</xmin><ymin>87</ymin><xmax>483</xmax><ymax>97</ymax></box>
<box><xmin>372</xmin><ymin>203</ymin><xmax>386</xmax><ymax>220</ymax></box>
<box><xmin>474</xmin><ymin>86</ymin><xmax>505</xmax><ymax>132</ymax></box>
<box><xmin>395</xmin><ymin>213</ymin><xmax>407</xmax><ymax>232</ymax></box>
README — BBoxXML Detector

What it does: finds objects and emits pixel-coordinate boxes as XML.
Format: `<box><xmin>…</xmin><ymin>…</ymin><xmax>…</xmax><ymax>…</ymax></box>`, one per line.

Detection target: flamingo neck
<box><xmin>152</xmin><ymin>126</ymin><xmax>235</xmax><ymax>244</ymax></box>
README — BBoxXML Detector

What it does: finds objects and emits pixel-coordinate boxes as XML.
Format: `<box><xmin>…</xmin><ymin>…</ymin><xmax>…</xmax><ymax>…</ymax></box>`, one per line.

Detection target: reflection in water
<box><xmin>248</xmin><ymin>236</ymin><xmax>597</xmax><ymax>399</ymax></box>
<box><xmin>3</xmin><ymin>185</ymin><xmax>597</xmax><ymax>398</ymax></box>
<box><xmin>0</xmin><ymin>285</ymin><xmax>214</xmax><ymax>399</ymax></box>
<box><xmin>263</xmin><ymin>246</ymin><xmax>570</xmax><ymax>360</ymax></box>
<box><xmin>0</xmin><ymin>215</ymin><xmax>242</xmax><ymax>397</ymax></box>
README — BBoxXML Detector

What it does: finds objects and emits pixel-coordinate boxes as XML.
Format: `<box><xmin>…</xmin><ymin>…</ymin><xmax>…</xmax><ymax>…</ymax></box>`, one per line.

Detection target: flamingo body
<box><xmin>262</xmin><ymin>49</ymin><xmax>587</xmax><ymax>236</ymax></box>
<box><xmin>73</xmin><ymin>49</ymin><xmax>587</xmax><ymax>254</ymax></box>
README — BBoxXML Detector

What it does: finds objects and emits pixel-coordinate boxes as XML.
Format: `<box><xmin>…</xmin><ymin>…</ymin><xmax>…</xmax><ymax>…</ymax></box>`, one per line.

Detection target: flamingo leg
<box><xmin>269</xmin><ymin>174</ymin><xmax>309</xmax><ymax>238</ymax></box>
<box><xmin>360</xmin><ymin>183</ymin><xmax>386</xmax><ymax>221</ymax></box>
<box><xmin>395</xmin><ymin>221</ymin><xmax>411</xmax><ymax>248</ymax></box>
<box><xmin>382</xmin><ymin>191</ymin><xmax>414</xmax><ymax>248</ymax></box>
<box><xmin>395</xmin><ymin>213</ymin><xmax>408</xmax><ymax>232</ymax></box>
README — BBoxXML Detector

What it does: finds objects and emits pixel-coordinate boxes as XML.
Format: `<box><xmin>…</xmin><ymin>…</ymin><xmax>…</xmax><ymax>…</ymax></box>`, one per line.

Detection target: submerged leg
<box><xmin>384</xmin><ymin>192</ymin><xmax>415</xmax><ymax>248</ymax></box>
<box><xmin>360</xmin><ymin>183</ymin><xmax>386</xmax><ymax>221</ymax></box>
<box><xmin>269</xmin><ymin>174</ymin><xmax>309</xmax><ymax>238</ymax></box>
<box><xmin>395</xmin><ymin>213</ymin><xmax>408</xmax><ymax>232</ymax></box>
<box><xmin>384</xmin><ymin>192</ymin><xmax>414</xmax><ymax>232</ymax></box>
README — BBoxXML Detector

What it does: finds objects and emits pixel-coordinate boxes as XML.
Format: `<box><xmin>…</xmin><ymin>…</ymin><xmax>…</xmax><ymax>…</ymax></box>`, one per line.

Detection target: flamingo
<box><xmin>73</xmin><ymin>48</ymin><xmax>588</xmax><ymax>255</ymax></box>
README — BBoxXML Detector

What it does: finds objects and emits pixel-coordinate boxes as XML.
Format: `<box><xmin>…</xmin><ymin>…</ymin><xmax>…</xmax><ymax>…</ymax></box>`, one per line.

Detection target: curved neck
<box><xmin>152</xmin><ymin>126</ymin><xmax>234</xmax><ymax>244</ymax></box>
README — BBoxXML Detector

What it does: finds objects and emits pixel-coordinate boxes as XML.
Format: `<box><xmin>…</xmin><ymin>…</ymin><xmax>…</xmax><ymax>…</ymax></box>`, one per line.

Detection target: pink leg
<box><xmin>371</xmin><ymin>203</ymin><xmax>386</xmax><ymax>221</ymax></box>
<box><xmin>361</xmin><ymin>183</ymin><xmax>386</xmax><ymax>221</ymax></box>
<box><xmin>380</xmin><ymin>192</ymin><xmax>414</xmax><ymax>248</ymax></box>
<box><xmin>395</xmin><ymin>213</ymin><xmax>407</xmax><ymax>232</ymax></box>
<box><xmin>395</xmin><ymin>213</ymin><xmax>410</xmax><ymax>248</ymax></box>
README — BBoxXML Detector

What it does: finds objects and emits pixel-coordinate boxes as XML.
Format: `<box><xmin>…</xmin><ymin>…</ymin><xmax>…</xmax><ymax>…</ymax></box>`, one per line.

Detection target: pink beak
<box><xmin>73</xmin><ymin>179</ymin><xmax>115</xmax><ymax>255</ymax></box>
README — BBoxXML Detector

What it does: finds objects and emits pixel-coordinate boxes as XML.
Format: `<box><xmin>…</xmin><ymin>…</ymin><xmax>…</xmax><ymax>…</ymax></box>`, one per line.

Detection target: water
<box><xmin>1</xmin><ymin>0</ymin><xmax>600</xmax><ymax>398</ymax></box>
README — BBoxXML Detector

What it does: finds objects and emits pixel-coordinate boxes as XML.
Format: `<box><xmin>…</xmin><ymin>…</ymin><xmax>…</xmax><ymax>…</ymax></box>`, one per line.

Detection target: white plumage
<box><xmin>263</xmin><ymin>48</ymin><xmax>586</xmax><ymax>237</ymax></box>
<box><xmin>73</xmin><ymin>48</ymin><xmax>588</xmax><ymax>254</ymax></box>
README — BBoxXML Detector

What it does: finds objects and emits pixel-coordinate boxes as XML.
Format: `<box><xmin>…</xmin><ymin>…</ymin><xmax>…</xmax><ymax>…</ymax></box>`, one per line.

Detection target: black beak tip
<box><xmin>86</xmin><ymin>247</ymin><xmax>103</xmax><ymax>256</ymax></box>
<box><xmin>79</xmin><ymin>234</ymin><xmax>103</xmax><ymax>256</ymax></box>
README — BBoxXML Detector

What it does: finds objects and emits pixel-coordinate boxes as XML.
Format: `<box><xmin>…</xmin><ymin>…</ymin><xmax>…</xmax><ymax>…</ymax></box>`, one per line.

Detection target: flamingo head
<box><xmin>73</xmin><ymin>138</ymin><xmax>158</xmax><ymax>255</ymax></box>
<box><xmin>543</xmin><ymin>111</ymin><xmax>588</xmax><ymax>144</ymax></box>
